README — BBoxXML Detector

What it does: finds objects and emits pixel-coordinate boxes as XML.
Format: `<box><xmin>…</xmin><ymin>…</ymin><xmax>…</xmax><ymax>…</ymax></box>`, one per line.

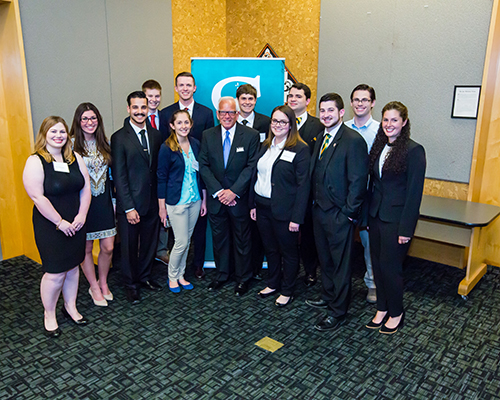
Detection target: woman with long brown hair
<box><xmin>250</xmin><ymin>105</ymin><xmax>311</xmax><ymax>307</ymax></box>
<box><xmin>365</xmin><ymin>101</ymin><xmax>426</xmax><ymax>334</ymax></box>
<box><xmin>70</xmin><ymin>103</ymin><xmax>116</xmax><ymax>306</ymax></box>
<box><xmin>23</xmin><ymin>116</ymin><xmax>91</xmax><ymax>337</ymax></box>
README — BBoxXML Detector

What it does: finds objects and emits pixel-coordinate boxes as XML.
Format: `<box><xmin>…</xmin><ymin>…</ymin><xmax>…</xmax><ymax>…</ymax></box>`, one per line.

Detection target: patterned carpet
<box><xmin>1</xmin><ymin>245</ymin><xmax>500</xmax><ymax>400</ymax></box>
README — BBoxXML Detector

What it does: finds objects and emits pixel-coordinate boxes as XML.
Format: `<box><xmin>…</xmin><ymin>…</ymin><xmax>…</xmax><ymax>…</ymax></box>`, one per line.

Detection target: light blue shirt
<box><xmin>345</xmin><ymin>116</ymin><xmax>379</xmax><ymax>151</ymax></box>
<box><xmin>177</xmin><ymin>146</ymin><xmax>201</xmax><ymax>205</ymax></box>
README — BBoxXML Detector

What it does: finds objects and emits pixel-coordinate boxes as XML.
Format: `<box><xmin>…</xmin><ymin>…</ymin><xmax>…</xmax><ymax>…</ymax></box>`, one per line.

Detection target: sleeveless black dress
<box><xmin>32</xmin><ymin>155</ymin><xmax>86</xmax><ymax>273</ymax></box>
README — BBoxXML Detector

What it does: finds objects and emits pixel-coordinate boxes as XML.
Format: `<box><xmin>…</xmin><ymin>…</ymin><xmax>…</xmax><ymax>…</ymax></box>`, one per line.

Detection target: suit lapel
<box><xmin>320</xmin><ymin>124</ymin><xmax>344</xmax><ymax>166</ymax></box>
<box><xmin>125</xmin><ymin>122</ymin><xmax>149</xmax><ymax>165</ymax></box>
<box><xmin>212</xmin><ymin>126</ymin><xmax>225</xmax><ymax>170</ymax></box>
<box><xmin>226</xmin><ymin>124</ymin><xmax>242</xmax><ymax>168</ymax></box>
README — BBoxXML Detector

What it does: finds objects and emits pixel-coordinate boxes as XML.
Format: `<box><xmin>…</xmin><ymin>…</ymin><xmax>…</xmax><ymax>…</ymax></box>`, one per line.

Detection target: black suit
<box><xmin>159</xmin><ymin>101</ymin><xmax>215</xmax><ymax>271</ymax></box>
<box><xmin>199</xmin><ymin>123</ymin><xmax>260</xmax><ymax>283</ymax></box>
<box><xmin>369</xmin><ymin>139</ymin><xmax>426</xmax><ymax>317</ymax></box>
<box><xmin>310</xmin><ymin>123</ymin><xmax>369</xmax><ymax>317</ymax></box>
<box><xmin>111</xmin><ymin>118</ymin><xmax>162</xmax><ymax>289</ymax></box>
<box><xmin>252</xmin><ymin>112</ymin><xmax>271</xmax><ymax>136</ymax></box>
<box><xmin>298</xmin><ymin>114</ymin><xmax>324</xmax><ymax>279</ymax></box>
<box><xmin>251</xmin><ymin>140</ymin><xmax>311</xmax><ymax>295</ymax></box>
<box><xmin>159</xmin><ymin>101</ymin><xmax>215</xmax><ymax>142</ymax></box>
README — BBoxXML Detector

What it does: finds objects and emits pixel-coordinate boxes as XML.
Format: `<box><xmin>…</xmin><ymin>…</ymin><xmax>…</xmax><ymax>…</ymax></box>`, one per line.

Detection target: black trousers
<box><xmin>208</xmin><ymin>206</ymin><xmax>252</xmax><ymax>283</ymax></box>
<box><xmin>369</xmin><ymin>215</ymin><xmax>410</xmax><ymax>317</ymax></box>
<box><xmin>191</xmin><ymin>213</ymin><xmax>207</xmax><ymax>269</ymax></box>
<box><xmin>313</xmin><ymin>205</ymin><xmax>354</xmax><ymax>318</ymax></box>
<box><xmin>250</xmin><ymin>219</ymin><xmax>265</xmax><ymax>276</ymax></box>
<box><xmin>256</xmin><ymin>197</ymin><xmax>300</xmax><ymax>296</ymax></box>
<box><xmin>117</xmin><ymin>207</ymin><xmax>159</xmax><ymax>289</ymax></box>
<box><xmin>300</xmin><ymin>204</ymin><xmax>318</xmax><ymax>277</ymax></box>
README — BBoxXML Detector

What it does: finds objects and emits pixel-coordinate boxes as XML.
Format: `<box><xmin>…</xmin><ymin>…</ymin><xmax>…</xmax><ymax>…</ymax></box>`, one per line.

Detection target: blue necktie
<box><xmin>223</xmin><ymin>130</ymin><xmax>230</xmax><ymax>168</ymax></box>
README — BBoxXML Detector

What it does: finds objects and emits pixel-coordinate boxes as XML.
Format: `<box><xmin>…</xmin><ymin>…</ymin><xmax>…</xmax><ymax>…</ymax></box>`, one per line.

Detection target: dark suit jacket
<box><xmin>159</xmin><ymin>101</ymin><xmax>215</xmax><ymax>142</ymax></box>
<box><xmin>253</xmin><ymin>112</ymin><xmax>271</xmax><ymax>136</ymax></box>
<box><xmin>199</xmin><ymin>123</ymin><xmax>260</xmax><ymax>216</ymax></box>
<box><xmin>310</xmin><ymin>123</ymin><xmax>369</xmax><ymax>219</ymax></box>
<box><xmin>157</xmin><ymin>137</ymin><xmax>203</xmax><ymax>205</ymax></box>
<box><xmin>299</xmin><ymin>113</ymin><xmax>324</xmax><ymax>154</ymax></box>
<box><xmin>369</xmin><ymin>139</ymin><xmax>426</xmax><ymax>237</ymax></box>
<box><xmin>251</xmin><ymin>141</ymin><xmax>311</xmax><ymax>224</ymax></box>
<box><xmin>111</xmin><ymin>118</ymin><xmax>162</xmax><ymax>216</ymax></box>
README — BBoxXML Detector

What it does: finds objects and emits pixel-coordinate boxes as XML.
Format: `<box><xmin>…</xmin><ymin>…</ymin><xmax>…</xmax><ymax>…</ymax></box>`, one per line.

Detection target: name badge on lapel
<box><xmin>53</xmin><ymin>161</ymin><xmax>70</xmax><ymax>173</ymax></box>
<box><xmin>192</xmin><ymin>160</ymin><xmax>199</xmax><ymax>171</ymax></box>
<box><xmin>259</xmin><ymin>133</ymin><xmax>266</xmax><ymax>142</ymax></box>
<box><xmin>236</xmin><ymin>147</ymin><xmax>245</xmax><ymax>153</ymax></box>
<box><xmin>280</xmin><ymin>150</ymin><xmax>296</xmax><ymax>162</ymax></box>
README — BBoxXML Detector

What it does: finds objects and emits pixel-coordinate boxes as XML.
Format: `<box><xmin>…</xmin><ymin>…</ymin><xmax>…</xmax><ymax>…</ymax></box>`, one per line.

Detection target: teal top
<box><xmin>178</xmin><ymin>145</ymin><xmax>201</xmax><ymax>205</ymax></box>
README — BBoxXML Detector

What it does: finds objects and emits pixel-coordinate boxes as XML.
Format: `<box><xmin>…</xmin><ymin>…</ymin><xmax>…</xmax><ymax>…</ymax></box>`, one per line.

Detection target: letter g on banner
<box><xmin>211</xmin><ymin>76</ymin><xmax>261</xmax><ymax>109</ymax></box>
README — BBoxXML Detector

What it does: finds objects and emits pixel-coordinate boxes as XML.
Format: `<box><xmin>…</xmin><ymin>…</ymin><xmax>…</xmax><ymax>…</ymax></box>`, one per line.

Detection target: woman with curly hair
<box><xmin>365</xmin><ymin>101</ymin><xmax>426</xmax><ymax>334</ymax></box>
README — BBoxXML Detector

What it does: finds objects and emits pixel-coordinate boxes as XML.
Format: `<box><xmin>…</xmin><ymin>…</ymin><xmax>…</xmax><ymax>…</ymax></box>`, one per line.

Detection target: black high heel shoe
<box><xmin>380</xmin><ymin>312</ymin><xmax>404</xmax><ymax>335</ymax></box>
<box><xmin>61</xmin><ymin>306</ymin><xmax>88</xmax><ymax>326</ymax></box>
<box><xmin>44</xmin><ymin>327</ymin><xmax>62</xmax><ymax>338</ymax></box>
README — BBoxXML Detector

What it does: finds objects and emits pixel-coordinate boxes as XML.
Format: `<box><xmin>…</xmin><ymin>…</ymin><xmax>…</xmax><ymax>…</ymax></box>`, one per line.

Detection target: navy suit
<box><xmin>199</xmin><ymin>123</ymin><xmax>260</xmax><ymax>283</ymax></box>
<box><xmin>111</xmin><ymin>118</ymin><xmax>162</xmax><ymax>289</ymax></box>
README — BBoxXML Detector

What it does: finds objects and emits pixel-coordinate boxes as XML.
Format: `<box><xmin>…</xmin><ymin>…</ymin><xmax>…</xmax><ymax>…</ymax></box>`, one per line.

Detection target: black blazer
<box><xmin>369</xmin><ymin>139</ymin><xmax>426</xmax><ymax>237</ymax></box>
<box><xmin>253</xmin><ymin>112</ymin><xmax>271</xmax><ymax>136</ymax></box>
<box><xmin>310</xmin><ymin>123</ymin><xmax>369</xmax><ymax>219</ymax></box>
<box><xmin>159</xmin><ymin>102</ymin><xmax>215</xmax><ymax>142</ymax></box>
<box><xmin>111</xmin><ymin>118</ymin><xmax>162</xmax><ymax>215</ymax></box>
<box><xmin>199</xmin><ymin>123</ymin><xmax>260</xmax><ymax>216</ymax></box>
<box><xmin>157</xmin><ymin>137</ymin><xmax>203</xmax><ymax>205</ymax></box>
<box><xmin>299</xmin><ymin>113</ymin><xmax>324</xmax><ymax>154</ymax></box>
<box><xmin>251</xmin><ymin>140</ymin><xmax>311</xmax><ymax>224</ymax></box>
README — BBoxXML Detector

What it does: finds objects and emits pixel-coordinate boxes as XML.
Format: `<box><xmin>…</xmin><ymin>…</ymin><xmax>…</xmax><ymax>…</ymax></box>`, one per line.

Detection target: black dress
<box><xmin>33</xmin><ymin>155</ymin><xmax>86</xmax><ymax>273</ymax></box>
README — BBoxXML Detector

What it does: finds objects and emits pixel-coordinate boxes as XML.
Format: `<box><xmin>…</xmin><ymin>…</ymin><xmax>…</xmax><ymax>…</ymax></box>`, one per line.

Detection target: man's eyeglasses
<box><xmin>218</xmin><ymin>111</ymin><xmax>237</xmax><ymax>116</ymax></box>
<box><xmin>352</xmin><ymin>98</ymin><xmax>372</xmax><ymax>104</ymax></box>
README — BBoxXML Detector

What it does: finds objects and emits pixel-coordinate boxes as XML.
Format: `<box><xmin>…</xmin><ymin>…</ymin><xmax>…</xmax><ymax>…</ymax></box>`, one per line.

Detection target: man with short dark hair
<box><xmin>199</xmin><ymin>97</ymin><xmax>260</xmax><ymax>296</ymax></box>
<box><xmin>306</xmin><ymin>92</ymin><xmax>369</xmax><ymax>331</ymax></box>
<box><xmin>159</xmin><ymin>72</ymin><xmax>215</xmax><ymax>279</ymax></box>
<box><xmin>287</xmin><ymin>82</ymin><xmax>323</xmax><ymax>287</ymax></box>
<box><xmin>345</xmin><ymin>84</ymin><xmax>380</xmax><ymax>304</ymax></box>
<box><xmin>111</xmin><ymin>91</ymin><xmax>163</xmax><ymax>304</ymax></box>
<box><xmin>236</xmin><ymin>83</ymin><xmax>270</xmax><ymax>280</ymax></box>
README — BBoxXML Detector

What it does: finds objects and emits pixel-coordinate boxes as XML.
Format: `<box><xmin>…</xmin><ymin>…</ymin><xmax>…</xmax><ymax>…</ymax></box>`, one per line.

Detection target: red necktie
<box><xmin>150</xmin><ymin>115</ymin><xmax>157</xmax><ymax>129</ymax></box>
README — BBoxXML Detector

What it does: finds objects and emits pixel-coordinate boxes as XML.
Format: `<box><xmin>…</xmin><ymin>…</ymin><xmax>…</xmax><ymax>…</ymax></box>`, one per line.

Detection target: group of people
<box><xmin>23</xmin><ymin>71</ymin><xmax>426</xmax><ymax>338</ymax></box>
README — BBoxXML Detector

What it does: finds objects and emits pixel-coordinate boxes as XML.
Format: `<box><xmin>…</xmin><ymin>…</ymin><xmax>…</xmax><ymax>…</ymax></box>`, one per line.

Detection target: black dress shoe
<box><xmin>305</xmin><ymin>299</ymin><xmax>328</xmax><ymax>309</ymax></box>
<box><xmin>314</xmin><ymin>315</ymin><xmax>346</xmax><ymax>332</ymax></box>
<box><xmin>234</xmin><ymin>282</ymin><xmax>249</xmax><ymax>296</ymax></box>
<box><xmin>253</xmin><ymin>273</ymin><xmax>263</xmax><ymax>281</ymax></box>
<box><xmin>195</xmin><ymin>267</ymin><xmax>205</xmax><ymax>280</ymax></box>
<box><xmin>380</xmin><ymin>312</ymin><xmax>405</xmax><ymax>335</ymax></box>
<box><xmin>61</xmin><ymin>306</ymin><xmax>88</xmax><ymax>325</ymax></box>
<box><xmin>304</xmin><ymin>274</ymin><xmax>317</xmax><ymax>287</ymax></box>
<box><xmin>140</xmin><ymin>280</ymin><xmax>163</xmax><ymax>291</ymax></box>
<box><xmin>45</xmin><ymin>327</ymin><xmax>62</xmax><ymax>338</ymax></box>
<box><xmin>208</xmin><ymin>280</ymin><xmax>226</xmax><ymax>291</ymax></box>
<box><xmin>275</xmin><ymin>296</ymin><xmax>294</xmax><ymax>308</ymax></box>
<box><xmin>257</xmin><ymin>289</ymin><xmax>277</xmax><ymax>299</ymax></box>
<box><xmin>365</xmin><ymin>319</ymin><xmax>384</xmax><ymax>330</ymax></box>
<box><xmin>126</xmin><ymin>288</ymin><xmax>141</xmax><ymax>305</ymax></box>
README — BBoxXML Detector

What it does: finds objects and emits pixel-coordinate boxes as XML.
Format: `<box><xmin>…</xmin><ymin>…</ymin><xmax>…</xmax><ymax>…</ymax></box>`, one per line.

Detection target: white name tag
<box><xmin>260</xmin><ymin>133</ymin><xmax>266</xmax><ymax>142</ymax></box>
<box><xmin>53</xmin><ymin>161</ymin><xmax>70</xmax><ymax>173</ymax></box>
<box><xmin>192</xmin><ymin>160</ymin><xmax>199</xmax><ymax>171</ymax></box>
<box><xmin>236</xmin><ymin>147</ymin><xmax>245</xmax><ymax>152</ymax></box>
<box><xmin>280</xmin><ymin>150</ymin><xmax>296</xmax><ymax>163</ymax></box>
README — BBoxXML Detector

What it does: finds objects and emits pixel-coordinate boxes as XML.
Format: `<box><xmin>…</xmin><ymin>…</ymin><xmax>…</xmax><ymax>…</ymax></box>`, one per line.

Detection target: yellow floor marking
<box><xmin>255</xmin><ymin>336</ymin><xmax>284</xmax><ymax>352</ymax></box>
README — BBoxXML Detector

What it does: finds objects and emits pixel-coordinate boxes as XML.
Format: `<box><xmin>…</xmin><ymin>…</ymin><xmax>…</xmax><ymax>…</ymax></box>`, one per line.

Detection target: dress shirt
<box><xmin>319</xmin><ymin>123</ymin><xmax>342</xmax><ymax>158</ymax></box>
<box><xmin>238</xmin><ymin>111</ymin><xmax>255</xmax><ymax>128</ymax></box>
<box><xmin>254</xmin><ymin>138</ymin><xmax>286</xmax><ymax>198</ymax></box>
<box><xmin>148</xmin><ymin>111</ymin><xmax>160</xmax><ymax>131</ymax></box>
<box><xmin>129</xmin><ymin>120</ymin><xmax>150</xmax><ymax>153</ymax></box>
<box><xmin>345</xmin><ymin>116</ymin><xmax>379</xmax><ymax>151</ymax></box>
<box><xmin>296</xmin><ymin>111</ymin><xmax>308</xmax><ymax>130</ymax></box>
<box><xmin>178</xmin><ymin>145</ymin><xmax>201</xmax><ymax>205</ymax></box>
<box><xmin>179</xmin><ymin>100</ymin><xmax>194</xmax><ymax>116</ymax></box>
<box><xmin>212</xmin><ymin>124</ymin><xmax>237</xmax><ymax>199</ymax></box>
<box><xmin>379</xmin><ymin>144</ymin><xmax>391</xmax><ymax>177</ymax></box>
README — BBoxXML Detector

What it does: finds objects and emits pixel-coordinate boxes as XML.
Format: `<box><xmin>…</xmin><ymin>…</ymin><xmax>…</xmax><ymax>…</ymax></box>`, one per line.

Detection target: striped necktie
<box><xmin>319</xmin><ymin>133</ymin><xmax>331</xmax><ymax>159</ymax></box>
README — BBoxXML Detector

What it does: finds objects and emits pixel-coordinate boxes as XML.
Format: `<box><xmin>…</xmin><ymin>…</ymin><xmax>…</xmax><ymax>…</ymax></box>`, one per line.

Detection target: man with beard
<box><xmin>306</xmin><ymin>92</ymin><xmax>369</xmax><ymax>331</ymax></box>
<box><xmin>111</xmin><ymin>91</ymin><xmax>163</xmax><ymax>304</ymax></box>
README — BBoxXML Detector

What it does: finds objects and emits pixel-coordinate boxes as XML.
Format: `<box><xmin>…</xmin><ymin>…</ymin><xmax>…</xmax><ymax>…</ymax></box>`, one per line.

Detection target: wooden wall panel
<box><xmin>423</xmin><ymin>179</ymin><xmax>469</xmax><ymax>201</ymax></box>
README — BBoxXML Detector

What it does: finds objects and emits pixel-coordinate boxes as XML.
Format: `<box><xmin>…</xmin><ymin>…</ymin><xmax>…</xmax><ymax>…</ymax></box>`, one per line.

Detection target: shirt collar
<box><xmin>238</xmin><ymin>111</ymin><xmax>255</xmax><ymax>125</ymax></box>
<box><xmin>324</xmin><ymin>122</ymin><xmax>342</xmax><ymax>140</ymax></box>
<box><xmin>129</xmin><ymin>119</ymin><xmax>147</xmax><ymax>134</ymax></box>
<box><xmin>179</xmin><ymin>100</ymin><xmax>194</xmax><ymax>112</ymax></box>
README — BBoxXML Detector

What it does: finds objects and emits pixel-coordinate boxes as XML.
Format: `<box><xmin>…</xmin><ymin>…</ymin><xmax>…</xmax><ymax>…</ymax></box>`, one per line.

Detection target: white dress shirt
<box><xmin>254</xmin><ymin>138</ymin><xmax>286</xmax><ymax>198</ymax></box>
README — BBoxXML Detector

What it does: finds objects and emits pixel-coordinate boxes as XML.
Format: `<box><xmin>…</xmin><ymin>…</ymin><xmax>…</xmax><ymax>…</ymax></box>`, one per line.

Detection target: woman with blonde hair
<box><xmin>23</xmin><ymin>116</ymin><xmax>91</xmax><ymax>337</ymax></box>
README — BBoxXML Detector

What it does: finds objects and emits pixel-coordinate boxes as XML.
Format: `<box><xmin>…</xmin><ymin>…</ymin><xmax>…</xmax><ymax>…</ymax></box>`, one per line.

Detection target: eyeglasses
<box><xmin>352</xmin><ymin>98</ymin><xmax>372</xmax><ymax>104</ymax></box>
<box><xmin>81</xmin><ymin>116</ymin><xmax>98</xmax><ymax>123</ymax></box>
<box><xmin>271</xmin><ymin>119</ymin><xmax>289</xmax><ymax>127</ymax></box>
<box><xmin>218</xmin><ymin>111</ymin><xmax>237</xmax><ymax>116</ymax></box>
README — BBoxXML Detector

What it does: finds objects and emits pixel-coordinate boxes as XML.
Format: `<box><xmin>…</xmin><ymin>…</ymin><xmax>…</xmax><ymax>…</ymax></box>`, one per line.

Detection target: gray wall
<box><xmin>317</xmin><ymin>0</ymin><xmax>493</xmax><ymax>183</ymax></box>
<box><xmin>19</xmin><ymin>0</ymin><xmax>174</xmax><ymax>136</ymax></box>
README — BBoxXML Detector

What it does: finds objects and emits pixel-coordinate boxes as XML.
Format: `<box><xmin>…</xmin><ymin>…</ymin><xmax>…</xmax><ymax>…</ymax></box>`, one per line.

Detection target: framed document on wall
<box><xmin>451</xmin><ymin>86</ymin><xmax>481</xmax><ymax>119</ymax></box>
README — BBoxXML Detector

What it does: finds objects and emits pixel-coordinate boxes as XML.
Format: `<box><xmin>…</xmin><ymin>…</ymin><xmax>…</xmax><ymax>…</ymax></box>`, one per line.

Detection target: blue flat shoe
<box><xmin>168</xmin><ymin>281</ymin><xmax>181</xmax><ymax>293</ymax></box>
<box><xmin>179</xmin><ymin>282</ymin><xmax>194</xmax><ymax>290</ymax></box>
